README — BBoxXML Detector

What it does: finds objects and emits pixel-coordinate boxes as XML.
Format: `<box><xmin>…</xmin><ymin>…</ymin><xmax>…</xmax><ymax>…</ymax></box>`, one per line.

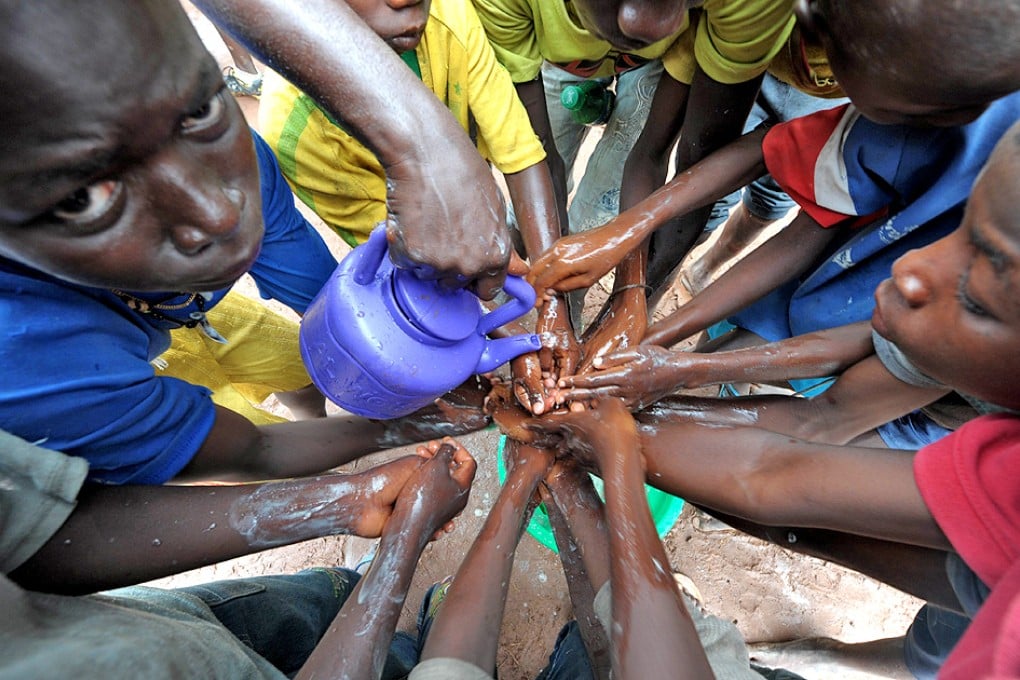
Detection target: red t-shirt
<box><xmin>914</xmin><ymin>414</ymin><xmax>1020</xmax><ymax>678</ymax></box>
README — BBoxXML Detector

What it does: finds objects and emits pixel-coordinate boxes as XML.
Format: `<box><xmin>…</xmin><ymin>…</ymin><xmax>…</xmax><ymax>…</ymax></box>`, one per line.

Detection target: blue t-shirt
<box><xmin>733</xmin><ymin>91</ymin><xmax>1020</xmax><ymax>342</ymax></box>
<box><xmin>0</xmin><ymin>131</ymin><xmax>338</xmax><ymax>484</ymax></box>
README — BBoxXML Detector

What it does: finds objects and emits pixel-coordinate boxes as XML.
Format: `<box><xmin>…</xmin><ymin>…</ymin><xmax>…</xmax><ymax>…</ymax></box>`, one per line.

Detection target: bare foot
<box><xmin>683</xmin><ymin>204</ymin><xmax>772</xmax><ymax>294</ymax></box>
<box><xmin>748</xmin><ymin>636</ymin><xmax>912</xmax><ymax>680</ymax></box>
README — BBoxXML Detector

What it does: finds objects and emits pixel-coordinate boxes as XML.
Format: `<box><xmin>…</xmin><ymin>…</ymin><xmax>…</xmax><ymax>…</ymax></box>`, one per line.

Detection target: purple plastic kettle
<box><xmin>300</xmin><ymin>227</ymin><xmax>542</xmax><ymax>419</ymax></box>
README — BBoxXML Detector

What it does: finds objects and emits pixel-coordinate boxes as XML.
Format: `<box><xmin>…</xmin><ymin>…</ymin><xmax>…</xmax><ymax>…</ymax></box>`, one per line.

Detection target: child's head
<box><xmin>872</xmin><ymin>121</ymin><xmax>1020</xmax><ymax>410</ymax></box>
<box><xmin>0</xmin><ymin>0</ymin><xmax>264</xmax><ymax>292</ymax></box>
<box><xmin>344</xmin><ymin>0</ymin><xmax>431</xmax><ymax>54</ymax></box>
<box><xmin>798</xmin><ymin>0</ymin><xmax>1020</xmax><ymax>127</ymax></box>
<box><xmin>570</xmin><ymin>0</ymin><xmax>689</xmax><ymax>52</ymax></box>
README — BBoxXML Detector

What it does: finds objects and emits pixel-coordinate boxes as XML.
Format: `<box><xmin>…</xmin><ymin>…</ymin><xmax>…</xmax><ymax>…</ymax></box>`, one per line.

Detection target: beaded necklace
<box><xmin>111</xmin><ymin>289</ymin><xmax>228</xmax><ymax>343</ymax></box>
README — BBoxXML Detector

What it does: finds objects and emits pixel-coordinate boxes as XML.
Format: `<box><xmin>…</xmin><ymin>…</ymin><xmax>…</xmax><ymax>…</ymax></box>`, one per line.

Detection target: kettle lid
<box><xmin>392</xmin><ymin>268</ymin><xmax>479</xmax><ymax>341</ymax></box>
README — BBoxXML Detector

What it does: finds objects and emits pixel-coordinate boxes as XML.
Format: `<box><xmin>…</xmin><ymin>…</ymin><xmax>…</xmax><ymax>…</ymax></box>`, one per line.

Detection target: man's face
<box><xmin>872</xmin><ymin>143</ymin><xmax>1020</xmax><ymax>410</ymax></box>
<box><xmin>570</xmin><ymin>0</ymin><xmax>689</xmax><ymax>52</ymax></box>
<box><xmin>0</xmin><ymin>1</ymin><xmax>264</xmax><ymax>292</ymax></box>
<box><xmin>344</xmin><ymin>0</ymin><xmax>431</xmax><ymax>54</ymax></box>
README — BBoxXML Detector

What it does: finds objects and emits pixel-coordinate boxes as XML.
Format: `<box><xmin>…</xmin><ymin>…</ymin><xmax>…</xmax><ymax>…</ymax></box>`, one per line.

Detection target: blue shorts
<box><xmin>875</xmin><ymin>413</ymin><xmax>953</xmax><ymax>450</ymax></box>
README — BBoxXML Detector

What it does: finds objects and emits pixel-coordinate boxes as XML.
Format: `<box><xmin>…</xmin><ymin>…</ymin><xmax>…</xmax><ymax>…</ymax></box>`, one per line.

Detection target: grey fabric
<box><xmin>872</xmin><ymin>330</ymin><xmax>1014</xmax><ymax>425</ymax></box>
<box><xmin>0</xmin><ymin>430</ymin><xmax>88</xmax><ymax>573</ymax></box>
<box><xmin>410</xmin><ymin>657</ymin><xmax>494</xmax><ymax>680</ymax></box>
<box><xmin>0</xmin><ymin>578</ymin><xmax>287</xmax><ymax>679</ymax></box>
<box><xmin>871</xmin><ymin>330</ymin><xmax>946</xmax><ymax>390</ymax></box>
<box><xmin>0</xmin><ymin>432</ymin><xmax>287</xmax><ymax>679</ymax></box>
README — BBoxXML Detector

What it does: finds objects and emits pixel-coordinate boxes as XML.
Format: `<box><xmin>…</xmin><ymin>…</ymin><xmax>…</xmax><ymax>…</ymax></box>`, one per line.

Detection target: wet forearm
<box><xmin>635</xmin><ymin>419</ymin><xmax>948</xmax><ymax>549</ymax></box>
<box><xmin>677</xmin><ymin>321</ymin><xmax>876</xmax><ymax>387</ymax></box>
<box><xmin>544</xmin><ymin>474</ymin><xmax>611</xmax><ymax>589</ymax></box>
<box><xmin>643</xmin><ymin>211</ymin><xmax>836</xmax><ymax>347</ymax></box>
<box><xmin>11</xmin><ymin>475</ymin><xmax>367</xmax><ymax>594</ymax></box>
<box><xmin>420</xmin><ymin>458</ymin><xmax>544</xmax><ymax>670</ymax></box>
<box><xmin>506</xmin><ymin>161</ymin><xmax>564</xmax><ymax>257</ymax></box>
<box><xmin>602</xmin><ymin>440</ymin><xmax>712</xmax><ymax>678</ymax></box>
<box><xmin>297</xmin><ymin>526</ymin><xmax>428</xmax><ymax>680</ymax></box>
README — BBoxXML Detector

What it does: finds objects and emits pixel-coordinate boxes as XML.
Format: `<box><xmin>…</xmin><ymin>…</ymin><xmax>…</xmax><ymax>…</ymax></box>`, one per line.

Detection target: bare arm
<box><xmin>560</xmin><ymin>321</ymin><xmax>876</xmax><ymax>409</ymax></box>
<box><xmin>297</xmin><ymin>440</ymin><xmax>476</xmax><ymax>680</ymax></box>
<box><xmin>542</xmin><ymin>462</ymin><xmax>611</xmax><ymax>592</ymax></box>
<box><xmin>11</xmin><ymin>456</ymin><xmax>425</xmax><ymax>594</ymax></box>
<box><xmin>619</xmin><ymin>71</ymin><xmax>690</xmax><ymax>214</ymax></box>
<box><xmin>633</xmin><ymin>353</ymin><xmax>949</xmax><ymax>446</ymax></box>
<box><xmin>505</xmin><ymin>161</ymin><xmax>580</xmax><ymax>400</ymax></box>
<box><xmin>634</xmin><ymin>414</ymin><xmax>949</xmax><ymax>550</ymax></box>
<box><xmin>642</xmin><ymin>211</ymin><xmax>839</xmax><ymax>348</ymax></box>
<box><xmin>528</xmin><ymin>401</ymin><xmax>714</xmax><ymax>679</ymax></box>
<box><xmin>600</xmin><ymin>407</ymin><xmax>714</xmax><ymax>679</ymax></box>
<box><xmin>193</xmin><ymin>0</ymin><xmax>511</xmax><ymax>298</ymax></box>
<box><xmin>177</xmin><ymin>381</ymin><xmax>490</xmax><ymax>483</ymax></box>
<box><xmin>529</xmin><ymin>127</ymin><xmax>767</xmax><ymax>295</ymax></box>
<box><xmin>418</xmin><ymin>441</ymin><xmax>553</xmax><ymax>672</ymax></box>
<box><xmin>542</xmin><ymin>470</ymin><xmax>612</xmax><ymax>680</ymax></box>
<box><xmin>515</xmin><ymin>78</ymin><xmax>571</xmax><ymax>222</ymax></box>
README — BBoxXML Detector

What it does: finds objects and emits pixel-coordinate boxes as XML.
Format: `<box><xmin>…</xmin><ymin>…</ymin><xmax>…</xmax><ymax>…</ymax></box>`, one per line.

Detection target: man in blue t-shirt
<box><xmin>0</xmin><ymin>1</ymin><xmax>490</xmax><ymax>485</ymax></box>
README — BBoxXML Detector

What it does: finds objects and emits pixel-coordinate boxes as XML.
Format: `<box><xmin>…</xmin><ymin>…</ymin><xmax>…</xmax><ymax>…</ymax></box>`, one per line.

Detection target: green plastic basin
<box><xmin>495</xmin><ymin>435</ymin><xmax>685</xmax><ymax>553</ymax></box>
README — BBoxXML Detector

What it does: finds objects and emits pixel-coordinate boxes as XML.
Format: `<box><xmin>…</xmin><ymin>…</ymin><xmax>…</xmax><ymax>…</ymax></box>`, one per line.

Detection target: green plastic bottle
<box><xmin>560</xmin><ymin>80</ymin><xmax>615</xmax><ymax>125</ymax></box>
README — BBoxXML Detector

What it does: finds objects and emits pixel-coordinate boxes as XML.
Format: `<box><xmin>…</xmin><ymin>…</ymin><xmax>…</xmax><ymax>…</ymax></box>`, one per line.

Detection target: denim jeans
<box><xmin>542</xmin><ymin>59</ymin><xmax>663</xmax><ymax>234</ymax></box>
<box><xmin>903</xmin><ymin>554</ymin><xmax>990</xmax><ymax>679</ymax></box>
<box><xmin>179</xmin><ymin>567</ymin><xmax>417</xmax><ymax>679</ymax></box>
<box><xmin>706</xmin><ymin>73</ymin><xmax>848</xmax><ymax>230</ymax></box>
<box><xmin>542</xmin><ymin>60</ymin><xmax>663</xmax><ymax>328</ymax></box>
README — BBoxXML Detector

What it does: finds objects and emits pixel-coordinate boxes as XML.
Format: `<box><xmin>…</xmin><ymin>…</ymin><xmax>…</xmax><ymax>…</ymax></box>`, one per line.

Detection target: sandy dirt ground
<box><xmin>154</xmin><ymin>9</ymin><xmax>927</xmax><ymax>678</ymax></box>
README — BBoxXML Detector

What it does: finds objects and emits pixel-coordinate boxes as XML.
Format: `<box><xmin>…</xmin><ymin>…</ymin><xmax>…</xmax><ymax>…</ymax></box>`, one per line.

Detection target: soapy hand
<box><xmin>526</xmin><ymin>398</ymin><xmax>641</xmax><ymax>476</ymax></box>
<box><xmin>527</xmin><ymin>221</ymin><xmax>637</xmax><ymax>296</ymax></box>
<box><xmin>390</xmin><ymin>438</ymin><xmax>476</xmax><ymax>541</ymax></box>
<box><xmin>535</xmin><ymin>295</ymin><xmax>580</xmax><ymax>390</ymax></box>
<box><xmin>575</xmin><ymin>285</ymin><xmax>648</xmax><ymax>375</ymax></box>
<box><xmin>557</xmin><ymin>345</ymin><xmax>691</xmax><ymax>410</ymax></box>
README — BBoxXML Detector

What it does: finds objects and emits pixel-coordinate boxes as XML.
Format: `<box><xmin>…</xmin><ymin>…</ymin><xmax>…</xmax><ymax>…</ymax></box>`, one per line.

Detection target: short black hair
<box><xmin>815</xmin><ymin>0</ymin><xmax>1020</xmax><ymax>99</ymax></box>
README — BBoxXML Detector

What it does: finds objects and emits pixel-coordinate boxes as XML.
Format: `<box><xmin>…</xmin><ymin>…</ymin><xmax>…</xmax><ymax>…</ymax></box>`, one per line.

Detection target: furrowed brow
<box><xmin>970</xmin><ymin>224</ymin><xmax>1013</xmax><ymax>275</ymax></box>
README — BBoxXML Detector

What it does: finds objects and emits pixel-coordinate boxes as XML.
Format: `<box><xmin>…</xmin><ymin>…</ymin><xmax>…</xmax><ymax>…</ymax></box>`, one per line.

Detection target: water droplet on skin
<box><xmin>152</xmin><ymin>538</ymin><xmax>162</xmax><ymax>546</ymax></box>
<box><xmin>63</xmin><ymin>539</ymin><xmax>72</xmax><ymax>545</ymax></box>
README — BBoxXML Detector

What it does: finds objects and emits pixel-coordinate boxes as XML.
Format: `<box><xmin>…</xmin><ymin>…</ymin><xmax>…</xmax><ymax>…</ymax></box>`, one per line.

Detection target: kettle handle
<box><xmin>476</xmin><ymin>275</ymin><xmax>537</xmax><ymax>335</ymax></box>
<box><xmin>353</xmin><ymin>226</ymin><xmax>389</xmax><ymax>285</ymax></box>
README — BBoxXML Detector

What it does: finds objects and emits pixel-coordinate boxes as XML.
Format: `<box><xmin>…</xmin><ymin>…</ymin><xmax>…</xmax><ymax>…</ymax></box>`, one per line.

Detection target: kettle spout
<box><xmin>476</xmin><ymin>334</ymin><xmax>542</xmax><ymax>373</ymax></box>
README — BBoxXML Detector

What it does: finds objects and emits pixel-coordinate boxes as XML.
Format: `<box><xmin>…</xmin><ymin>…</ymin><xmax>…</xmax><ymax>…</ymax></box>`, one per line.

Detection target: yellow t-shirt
<box><xmin>472</xmin><ymin>0</ymin><xmax>686</xmax><ymax>82</ymax></box>
<box><xmin>473</xmin><ymin>0</ymin><xmax>795</xmax><ymax>87</ymax></box>
<box><xmin>259</xmin><ymin>0</ymin><xmax>545</xmax><ymax>246</ymax></box>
